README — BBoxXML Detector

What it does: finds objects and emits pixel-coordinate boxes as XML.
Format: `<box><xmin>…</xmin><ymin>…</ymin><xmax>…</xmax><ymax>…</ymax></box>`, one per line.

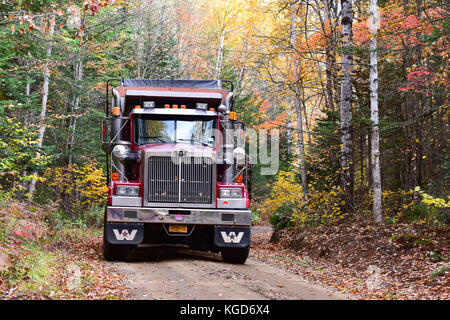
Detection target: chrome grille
<box><xmin>148</xmin><ymin>156</ymin><xmax>213</xmax><ymax>204</ymax></box>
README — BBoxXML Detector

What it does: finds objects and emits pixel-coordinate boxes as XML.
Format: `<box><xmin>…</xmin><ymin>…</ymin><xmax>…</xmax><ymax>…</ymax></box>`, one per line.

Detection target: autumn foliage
<box><xmin>43</xmin><ymin>163</ymin><xmax>107</xmax><ymax>216</ymax></box>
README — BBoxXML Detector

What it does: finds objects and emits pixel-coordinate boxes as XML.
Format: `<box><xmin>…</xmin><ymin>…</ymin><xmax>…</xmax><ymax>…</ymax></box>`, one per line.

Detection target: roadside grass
<box><xmin>4</xmin><ymin>243</ymin><xmax>62</xmax><ymax>297</ymax></box>
<box><xmin>270</xmin><ymin>254</ymin><xmax>315</xmax><ymax>269</ymax></box>
<box><xmin>51</xmin><ymin>226</ymin><xmax>102</xmax><ymax>244</ymax></box>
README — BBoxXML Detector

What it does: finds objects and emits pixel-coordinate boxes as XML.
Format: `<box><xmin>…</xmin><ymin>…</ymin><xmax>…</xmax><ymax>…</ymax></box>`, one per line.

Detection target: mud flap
<box><xmin>214</xmin><ymin>226</ymin><xmax>251</xmax><ymax>248</ymax></box>
<box><xmin>106</xmin><ymin>223</ymin><xmax>144</xmax><ymax>245</ymax></box>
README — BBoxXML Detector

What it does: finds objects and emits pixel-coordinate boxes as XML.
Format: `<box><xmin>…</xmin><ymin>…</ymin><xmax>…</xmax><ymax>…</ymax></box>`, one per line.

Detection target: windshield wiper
<box><xmin>140</xmin><ymin>136</ymin><xmax>167</xmax><ymax>143</ymax></box>
<box><xmin>177</xmin><ymin>138</ymin><xmax>209</xmax><ymax>147</ymax></box>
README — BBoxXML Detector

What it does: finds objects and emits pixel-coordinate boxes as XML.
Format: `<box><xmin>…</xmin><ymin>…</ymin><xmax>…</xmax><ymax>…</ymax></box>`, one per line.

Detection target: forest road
<box><xmin>109</xmin><ymin>226</ymin><xmax>351</xmax><ymax>300</ymax></box>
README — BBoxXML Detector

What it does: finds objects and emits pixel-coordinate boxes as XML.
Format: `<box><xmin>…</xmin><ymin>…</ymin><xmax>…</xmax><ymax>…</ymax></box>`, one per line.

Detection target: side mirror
<box><xmin>101</xmin><ymin>118</ymin><xmax>112</xmax><ymax>153</ymax></box>
<box><xmin>101</xmin><ymin>117</ymin><xmax>130</xmax><ymax>154</ymax></box>
<box><xmin>236</xmin><ymin>121</ymin><xmax>245</xmax><ymax>131</ymax></box>
<box><xmin>235</xmin><ymin>121</ymin><xmax>246</xmax><ymax>148</ymax></box>
<box><xmin>101</xmin><ymin>118</ymin><xmax>109</xmax><ymax>143</ymax></box>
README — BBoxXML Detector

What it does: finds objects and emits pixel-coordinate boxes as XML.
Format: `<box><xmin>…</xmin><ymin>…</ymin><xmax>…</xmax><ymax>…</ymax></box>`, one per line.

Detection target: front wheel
<box><xmin>103</xmin><ymin>217</ymin><xmax>129</xmax><ymax>261</ymax></box>
<box><xmin>103</xmin><ymin>231</ymin><xmax>130</xmax><ymax>261</ymax></box>
<box><xmin>221</xmin><ymin>246</ymin><xmax>250</xmax><ymax>264</ymax></box>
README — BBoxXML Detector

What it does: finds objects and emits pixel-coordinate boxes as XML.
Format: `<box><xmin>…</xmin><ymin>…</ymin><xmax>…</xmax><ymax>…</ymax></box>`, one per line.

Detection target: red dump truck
<box><xmin>101</xmin><ymin>79</ymin><xmax>251</xmax><ymax>263</ymax></box>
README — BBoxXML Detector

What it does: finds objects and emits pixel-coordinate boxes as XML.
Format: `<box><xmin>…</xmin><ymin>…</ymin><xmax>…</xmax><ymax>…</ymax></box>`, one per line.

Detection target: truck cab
<box><xmin>101</xmin><ymin>79</ymin><xmax>251</xmax><ymax>263</ymax></box>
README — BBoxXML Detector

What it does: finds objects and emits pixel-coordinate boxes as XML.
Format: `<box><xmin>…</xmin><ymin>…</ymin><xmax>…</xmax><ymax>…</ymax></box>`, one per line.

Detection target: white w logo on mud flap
<box><xmin>113</xmin><ymin>229</ymin><xmax>137</xmax><ymax>241</ymax></box>
<box><xmin>221</xmin><ymin>231</ymin><xmax>244</xmax><ymax>244</ymax></box>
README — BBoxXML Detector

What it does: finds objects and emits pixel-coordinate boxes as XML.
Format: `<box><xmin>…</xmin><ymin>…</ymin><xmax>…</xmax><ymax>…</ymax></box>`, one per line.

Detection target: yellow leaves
<box><xmin>44</xmin><ymin>162</ymin><xmax>107</xmax><ymax>212</ymax></box>
<box><xmin>414</xmin><ymin>187</ymin><xmax>450</xmax><ymax>209</ymax></box>
<box><xmin>261</xmin><ymin>170</ymin><xmax>344</xmax><ymax>227</ymax></box>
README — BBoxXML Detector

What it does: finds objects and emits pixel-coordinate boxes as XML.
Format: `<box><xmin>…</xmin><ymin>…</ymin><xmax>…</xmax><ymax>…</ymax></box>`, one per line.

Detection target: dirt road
<box><xmin>109</xmin><ymin>227</ymin><xmax>351</xmax><ymax>300</ymax></box>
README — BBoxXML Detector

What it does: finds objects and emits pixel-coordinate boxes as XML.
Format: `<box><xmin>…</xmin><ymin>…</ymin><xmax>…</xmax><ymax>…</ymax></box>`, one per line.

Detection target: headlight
<box><xmin>112</xmin><ymin>144</ymin><xmax>130</xmax><ymax>159</ymax></box>
<box><xmin>219</xmin><ymin>188</ymin><xmax>243</xmax><ymax>198</ymax></box>
<box><xmin>116</xmin><ymin>185</ymin><xmax>140</xmax><ymax>197</ymax></box>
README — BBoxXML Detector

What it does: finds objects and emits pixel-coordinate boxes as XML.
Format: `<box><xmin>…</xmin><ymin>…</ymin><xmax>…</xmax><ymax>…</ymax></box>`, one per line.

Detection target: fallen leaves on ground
<box><xmin>0</xmin><ymin>201</ymin><xmax>130</xmax><ymax>300</ymax></box>
<box><xmin>250</xmin><ymin>222</ymin><xmax>449</xmax><ymax>300</ymax></box>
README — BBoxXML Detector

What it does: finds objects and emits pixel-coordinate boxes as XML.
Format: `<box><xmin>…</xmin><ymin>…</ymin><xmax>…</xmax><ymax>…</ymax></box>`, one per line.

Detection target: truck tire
<box><xmin>221</xmin><ymin>246</ymin><xmax>250</xmax><ymax>264</ymax></box>
<box><xmin>102</xmin><ymin>207</ymin><xmax>129</xmax><ymax>261</ymax></box>
<box><xmin>103</xmin><ymin>228</ymin><xmax>129</xmax><ymax>261</ymax></box>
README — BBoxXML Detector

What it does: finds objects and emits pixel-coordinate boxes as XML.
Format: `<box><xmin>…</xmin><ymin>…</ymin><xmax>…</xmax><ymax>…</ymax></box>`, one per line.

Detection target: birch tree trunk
<box><xmin>370</xmin><ymin>0</ymin><xmax>382</xmax><ymax>223</ymax></box>
<box><xmin>134</xmin><ymin>1</ymin><xmax>144</xmax><ymax>78</ymax></box>
<box><xmin>29</xmin><ymin>18</ymin><xmax>55</xmax><ymax>197</ymax></box>
<box><xmin>339</xmin><ymin>0</ymin><xmax>354</xmax><ymax>212</ymax></box>
<box><xmin>290</xmin><ymin>2</ymin><xmax>308</xmax><ymax>196</ymax></box>
<box><xmin>323</xmin><ymin>0</ymin><xmax>335</xmax><ymax>113</ymax></box>
<box><xmin>214</xmin><ymin>0</ymin><xmax>229</xmax><ymax>80</ymax></box>
<box><xmin>66</xmin><ymin>60</ymin><xmax>83</xmax><ymax>165</ymax></box>
<box><xmin>215</xmin><ymin>28</ymin><xmax>225</xmax><ymax>79</ymax></box>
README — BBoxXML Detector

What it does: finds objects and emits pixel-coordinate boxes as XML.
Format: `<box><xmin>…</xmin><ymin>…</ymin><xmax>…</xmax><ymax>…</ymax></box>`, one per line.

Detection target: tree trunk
<box><xmin>369</xmin><ymin>0</ymin><xmax>382</xmax><ymax>224</ymax></box>
<box><xmin>339</xmin><ymin>0</ymin><xmax>354</xmax><ymax>212</ymax></box>
<box><xmin>324</xmin><ymin>0</ymin><xmax>335</xmax><ymax>113</ymax></box>
<box><xmin>134</xmin><ymin>1</ymin><xmax>144</xmax><ymax>78</ymax></box>
<box><xmin>29</xmin><ymin>18</ymin><xmax>55</xmax><ymax>197</ymax></box>
<box><xmin>290</xmin><ymin>2</ymin><xmax>308</xmax><ymax>196</ymax></box>
<box><xmin>214</xmin><ymin>0</ymin><xmax>229</xmax><ymax>80</ymax></box>
<box><xmin>215</xmin><ymin>28</ymin><xmax>225</xmax><ymax>80</ymax></box>
<box><xmin>66</xmin><ymin>59</ymin><xmax>83</xmax><ymax>165</ymax></box>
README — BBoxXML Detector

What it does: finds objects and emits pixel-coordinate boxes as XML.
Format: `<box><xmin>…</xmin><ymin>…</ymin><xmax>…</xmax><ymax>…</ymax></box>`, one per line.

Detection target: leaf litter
<box><xmin>250</xmin><ymin>221</ymin><xmax>448</xmax><ymax>300</ymax></box>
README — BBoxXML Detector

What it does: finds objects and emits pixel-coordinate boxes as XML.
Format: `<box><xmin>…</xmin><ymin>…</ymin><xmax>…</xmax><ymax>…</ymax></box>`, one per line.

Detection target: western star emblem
<box><xmin>221</xmin><ymin>231</ymin><xmax>244</xmax><ymax>244</ymax></box>
<box><xmin>113</xmin><ymin>229</ymin><xmax>137</xmax><ymax>241</ymax></box>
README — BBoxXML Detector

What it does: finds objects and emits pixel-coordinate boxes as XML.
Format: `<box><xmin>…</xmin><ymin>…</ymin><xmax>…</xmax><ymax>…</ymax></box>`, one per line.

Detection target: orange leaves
<box><xmin>8</xmin><ymin>13</ymin><xmax>56</xmax><ymax>35</ymax></box>
<box><xmin>6</xmin><ymin>1</ymin><xmax>112</xmax><ymax>39</ymax></box>
<box><xmin>83</xmin><ymin>0</ymin><xmax>113</xmax><ymax>15</ymax></box>
<box><xmin>353</xmin><ymin>4</ymin><xmax>442</xmax><ymax>49</ymax></box>
<box><xmin>399</xmin><ymin>66</ymin><xmax>434</xmax><ymax>95</ymax></box>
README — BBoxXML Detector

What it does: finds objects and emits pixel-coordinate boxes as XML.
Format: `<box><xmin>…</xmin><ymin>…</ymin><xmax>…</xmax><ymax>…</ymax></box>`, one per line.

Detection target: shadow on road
<box><xmin>125</xmin><ymin>245</ymin><xmax>223</xmax><ymax>264</ymax></box>
<box><xmin>114</xmin><ymin>225</ymin><xmax>273</xmax><ymax>265</ymax></box>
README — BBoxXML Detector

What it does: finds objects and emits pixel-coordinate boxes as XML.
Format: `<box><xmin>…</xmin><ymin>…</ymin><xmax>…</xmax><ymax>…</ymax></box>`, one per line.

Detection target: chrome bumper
<box><xmin>106</xmin><ymin>206</ymin><xmax>252</xmax><ymax>226</ymax></box>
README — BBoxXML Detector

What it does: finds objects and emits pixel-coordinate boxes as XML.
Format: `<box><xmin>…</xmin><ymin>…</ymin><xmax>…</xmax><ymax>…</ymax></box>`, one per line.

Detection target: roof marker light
<box><xmin>196</xmin><ymin>103</ymin><xmax>207</xmax><ymax>110</ymax></box>
<box><xmin>143</xmin><ymin>101</ymin><xmax>155</xmax><ymax>108</ymax></box>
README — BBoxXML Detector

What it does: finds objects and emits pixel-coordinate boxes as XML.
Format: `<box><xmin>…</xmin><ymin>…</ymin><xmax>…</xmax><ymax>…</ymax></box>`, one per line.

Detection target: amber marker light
<box><xmin>111</xmin><ymin>173</ymin><xmax>119</xmax><ymax>180</ymax></box>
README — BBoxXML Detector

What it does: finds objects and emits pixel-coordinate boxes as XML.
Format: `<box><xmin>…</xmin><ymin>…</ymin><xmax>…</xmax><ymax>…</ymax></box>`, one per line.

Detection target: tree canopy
<box><xmin>0</xmin><ymin>0</ymin><xmax>448</xmax><ymax>225</ymax></box>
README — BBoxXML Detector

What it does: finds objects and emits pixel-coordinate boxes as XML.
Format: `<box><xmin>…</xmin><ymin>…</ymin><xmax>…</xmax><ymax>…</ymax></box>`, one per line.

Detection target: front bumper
<box><xmin>106</xmin><ymin>206</ymin><xmax>252</xmax><ymax>226</ymax></box>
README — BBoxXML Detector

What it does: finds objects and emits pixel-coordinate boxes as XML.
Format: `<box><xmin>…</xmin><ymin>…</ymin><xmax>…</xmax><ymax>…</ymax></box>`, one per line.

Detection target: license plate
<box><xmin>169</xmin><ymin>224</ymin><xmax>188</xmax><ymax>233</ymax></box>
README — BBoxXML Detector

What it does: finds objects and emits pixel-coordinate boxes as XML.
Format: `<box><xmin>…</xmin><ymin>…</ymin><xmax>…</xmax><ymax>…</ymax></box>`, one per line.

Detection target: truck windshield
<box><xmin>134</xmin><ymin>116</ymin><xmax>217</xmax><ymax>147</ymax></box>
